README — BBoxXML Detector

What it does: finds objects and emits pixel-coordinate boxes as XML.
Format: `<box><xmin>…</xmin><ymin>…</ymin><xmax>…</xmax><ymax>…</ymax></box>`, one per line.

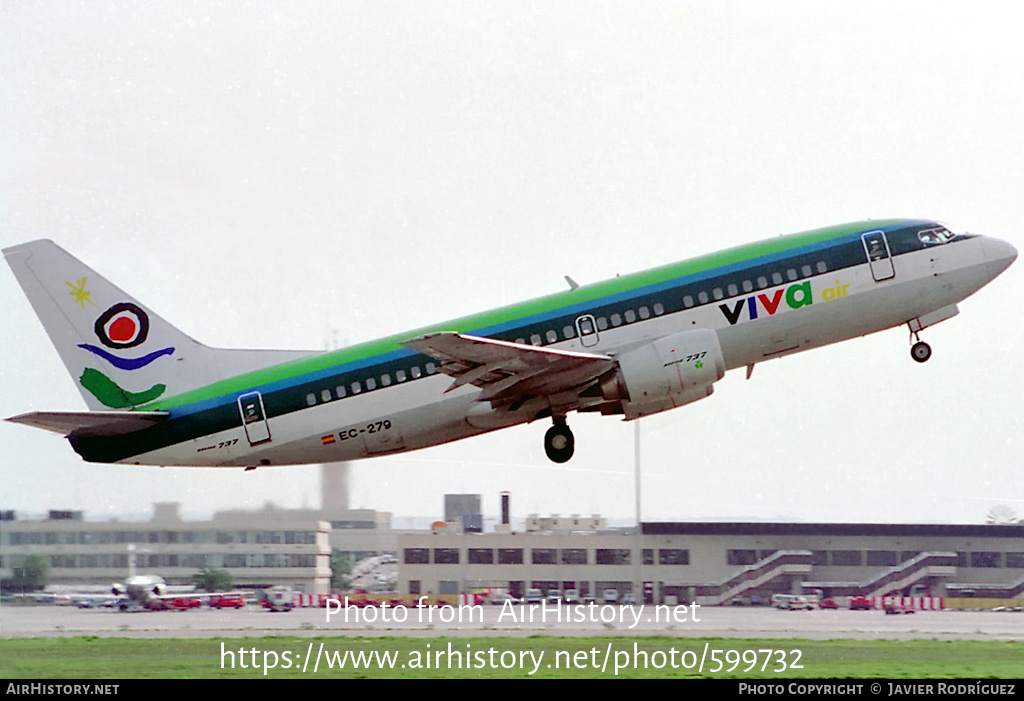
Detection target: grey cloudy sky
<box><xmin>1</xmin><ymin>2</ymin><xmax>1021</xmax><ymax>526</ymax></box>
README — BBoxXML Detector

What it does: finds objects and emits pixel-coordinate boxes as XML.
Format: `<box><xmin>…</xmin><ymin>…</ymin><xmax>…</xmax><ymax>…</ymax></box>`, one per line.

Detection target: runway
<box><xmin>3</xmin><ymin>603</ymin><xmax>1022</xmax><ymax>641</ymax></box>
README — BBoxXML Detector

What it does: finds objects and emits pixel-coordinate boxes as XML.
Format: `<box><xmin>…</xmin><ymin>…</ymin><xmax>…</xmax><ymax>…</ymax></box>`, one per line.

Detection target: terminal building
<box><xmin>0</xmin><ymin>465</ymin><xmax>395</xmax><ymax>594</ymax></box>
<box><xmin>2</xmin><ymin>475</ymin><xmax>1022</xmax><ymax>603</ymax></box>
<box><xmin>397</xmin><ymin>520</ymin><xmax>1024</xmax><ymax>604</ymax></box>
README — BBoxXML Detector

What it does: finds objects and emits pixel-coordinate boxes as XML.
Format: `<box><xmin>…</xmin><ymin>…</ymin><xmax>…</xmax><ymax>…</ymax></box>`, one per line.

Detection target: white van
<box><xmin>778</xmin><ymin>595</ymin><xmax>813</xmax><ymax>610</ymax></box>
<box><xmin>265</xmin><ymin>585</ymin><xmax>294</xmax><ymax>612</ymax></box>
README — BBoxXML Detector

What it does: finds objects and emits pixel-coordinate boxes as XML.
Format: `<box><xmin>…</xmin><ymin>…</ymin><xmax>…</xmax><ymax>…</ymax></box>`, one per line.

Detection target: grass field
<box><xmin>1</xmin><ymin>636</ymin><xmax>1021</xmax><ymax>679</ymax></box>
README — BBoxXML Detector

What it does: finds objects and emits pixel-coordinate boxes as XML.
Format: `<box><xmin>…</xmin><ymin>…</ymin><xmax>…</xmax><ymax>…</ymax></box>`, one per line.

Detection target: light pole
<box><xmin>633</xmin><ymin>420</ymin><xmax>642</xmax><ymax>604</ymax></box>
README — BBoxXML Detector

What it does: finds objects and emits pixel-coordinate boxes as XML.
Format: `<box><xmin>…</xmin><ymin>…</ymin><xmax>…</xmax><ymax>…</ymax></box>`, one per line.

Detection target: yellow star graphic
<box><xmin>66</xmin><ymin>277</ymin><xmax>97</xmax><ymax>308</ymax></box>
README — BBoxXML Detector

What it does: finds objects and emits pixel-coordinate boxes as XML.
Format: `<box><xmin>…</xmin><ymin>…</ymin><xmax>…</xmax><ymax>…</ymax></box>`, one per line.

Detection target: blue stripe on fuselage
<box><xmin>165</xmin><ymin>222</ymin><xmax>937</xmax><ymax>422</ymax></box>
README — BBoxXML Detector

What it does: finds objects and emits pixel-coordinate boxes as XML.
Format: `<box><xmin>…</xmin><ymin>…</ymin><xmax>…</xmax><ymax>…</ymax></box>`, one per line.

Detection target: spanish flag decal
<box><xmin>321</xmin><ymin>434</ymin><xmax>337</xmax><ymax>445</ymax></box>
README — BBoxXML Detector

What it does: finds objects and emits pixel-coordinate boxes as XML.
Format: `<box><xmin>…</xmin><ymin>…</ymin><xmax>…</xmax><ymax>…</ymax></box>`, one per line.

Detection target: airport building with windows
<box><xmin>396</xmin><ymin>518</ymin><xmax>1024</xmax><ymax>605</ymax></box>
<box><xmin>3</xmin><ymin>483</ymin><xmax>1022</xmax><ymax>604</ymax></box>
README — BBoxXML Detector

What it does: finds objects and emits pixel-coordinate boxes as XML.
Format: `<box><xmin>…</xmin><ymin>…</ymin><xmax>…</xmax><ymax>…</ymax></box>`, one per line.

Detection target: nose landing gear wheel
<box><xmin>544</xmin><ymin>423</ymin><xmax>575</xmax><ymax>463</ymax></box>
<box><xmin>911</xmin><ymin>341</ymin><xmax>932</xmax><ymax>363</ymax></box>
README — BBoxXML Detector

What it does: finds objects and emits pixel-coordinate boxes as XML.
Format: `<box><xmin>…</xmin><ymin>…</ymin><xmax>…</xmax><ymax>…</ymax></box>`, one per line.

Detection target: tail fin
<box><xmin>4</xmin><ymin>240</ymin><xmax>311</xmax><ymax>411</ymax></box>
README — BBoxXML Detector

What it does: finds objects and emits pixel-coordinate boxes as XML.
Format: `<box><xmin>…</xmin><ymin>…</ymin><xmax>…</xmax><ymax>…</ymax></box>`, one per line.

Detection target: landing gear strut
<box><xmin>544</xmin><ymin>419</ymin><xmax>575</xmax><ymax>463</ymax></box>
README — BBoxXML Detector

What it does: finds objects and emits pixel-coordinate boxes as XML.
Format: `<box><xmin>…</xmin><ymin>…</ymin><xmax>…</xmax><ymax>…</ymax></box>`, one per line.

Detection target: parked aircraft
<box><xmin>4</xmin><ymin>219</ymin><xmax>1015</xmax><ymax>466</ymax></box>
<box><xmin>111</xmin><ymin>574</ymin><xmax>169</xmax><ymax>611</ymax></box>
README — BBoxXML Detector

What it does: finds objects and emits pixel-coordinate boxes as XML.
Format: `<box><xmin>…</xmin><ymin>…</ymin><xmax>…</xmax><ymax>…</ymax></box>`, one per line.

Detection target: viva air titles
<box><xmin>718</xmin><ymin>279</ymin><xmax>849</xmax><ymax>326</ymax></box>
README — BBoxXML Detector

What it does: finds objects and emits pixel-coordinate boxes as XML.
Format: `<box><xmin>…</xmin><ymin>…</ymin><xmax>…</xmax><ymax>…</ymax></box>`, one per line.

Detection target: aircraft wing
<box><xmin>6</xmin><ymin>410</ymin><xmax>169</xmax><ymax>437</ymax></box>
<box><xmin>401</xmin><ymin>332</ymin><xmax>615</xmax><ymax>403</ymax></box>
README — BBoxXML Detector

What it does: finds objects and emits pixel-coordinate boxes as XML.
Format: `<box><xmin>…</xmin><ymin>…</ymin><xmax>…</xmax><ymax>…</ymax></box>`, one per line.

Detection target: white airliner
<box><xmin>4</xmin><ymin>219</ymin><xmax>1016</xmax><ymax>467</ymax></box>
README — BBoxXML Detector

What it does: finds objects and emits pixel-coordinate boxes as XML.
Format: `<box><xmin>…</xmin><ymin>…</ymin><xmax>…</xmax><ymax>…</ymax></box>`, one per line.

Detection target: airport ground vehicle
<box><xmin>772</xmin><ymin>594</ymin><xmax>815</xmax><ymax>610</ymax></box>
<box><xmin>263</xmin><ymin>586</ymin><xmax>294</xmax><ymax>612</ymax></box>
<box><xmin>601</xmin><ymin>589</ymin><xmax>619</xmax><ymax>605</ymax></box>
<box><xmin>209</xmin><ymin>593</ymin><xmax>246</xmax><ymax>609</ymax></box>
<box><xmin>525</xmin><ymin>588</ymin><xmax>543</xmax><ymax>605</ymax></box>
<box><xmin>884</xmin><ymin>604</ymin><xmax>916</xmax><ymax>615</ymax></box>
<box><xmin>850</xmin><ymin>596</ymin><xmax>873</xmax><ymax>610</ymax></box>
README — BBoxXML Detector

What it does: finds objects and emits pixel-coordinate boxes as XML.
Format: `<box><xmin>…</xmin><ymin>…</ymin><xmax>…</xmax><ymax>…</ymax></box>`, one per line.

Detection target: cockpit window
<box><xmin>918</xmin><ymin>227</ymin><xmax>954</xmax><ymax>246</ymax></box>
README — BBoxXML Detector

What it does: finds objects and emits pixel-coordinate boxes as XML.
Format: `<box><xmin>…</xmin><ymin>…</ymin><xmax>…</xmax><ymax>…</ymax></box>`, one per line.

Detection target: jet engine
<box><xmin>599</xmin><ymin>328</ymin><xmax>725</xmax><ymax>419</ymax></box>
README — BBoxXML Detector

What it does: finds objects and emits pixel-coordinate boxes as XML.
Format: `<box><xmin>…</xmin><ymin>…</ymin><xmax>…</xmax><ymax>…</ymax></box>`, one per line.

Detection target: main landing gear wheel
<box><xmin>911</xmin><ymin>341</ymin><xmax>932</xmax><ymax>363</ymax></box>
<box><xmin>544</xmin><ymin>422</ymin><xmax>575</xmax><ymax>463</ymax></box>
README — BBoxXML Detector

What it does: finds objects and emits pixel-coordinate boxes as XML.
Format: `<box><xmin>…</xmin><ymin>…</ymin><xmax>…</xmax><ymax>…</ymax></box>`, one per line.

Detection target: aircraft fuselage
<box><xmin>6</xmin><ymin>219</ymin><xmax>1016</xmax><ymax>467</ymax></box>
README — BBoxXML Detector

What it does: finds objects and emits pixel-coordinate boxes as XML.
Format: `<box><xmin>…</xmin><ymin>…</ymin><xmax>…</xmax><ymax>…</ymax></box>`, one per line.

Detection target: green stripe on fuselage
<box><xmin>139</xmin><ymin>219</ymin><xmax>920</xmax><ymax>413</ymax></box>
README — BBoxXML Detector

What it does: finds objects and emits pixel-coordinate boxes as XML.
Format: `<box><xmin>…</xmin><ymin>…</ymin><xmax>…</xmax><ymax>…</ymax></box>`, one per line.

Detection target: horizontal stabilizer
<box><xmin>6</xmin><ymin>410</ymin><xmax>168</xmax><ymax>438</ymax></box>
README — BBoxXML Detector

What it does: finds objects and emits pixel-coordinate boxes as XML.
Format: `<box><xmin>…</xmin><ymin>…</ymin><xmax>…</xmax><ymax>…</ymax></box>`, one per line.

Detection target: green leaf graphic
<box><xmin>80</xmin><ymin>368</ymin><xmax>166</xmax><ymax>408</ymax></box>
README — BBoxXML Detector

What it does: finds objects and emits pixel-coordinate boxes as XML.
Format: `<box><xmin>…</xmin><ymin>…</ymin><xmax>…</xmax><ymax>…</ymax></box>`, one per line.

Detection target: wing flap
<box><xmin>401</xmin><ymin>332</ymin><xmax>614</xmax><ymax>403</ymax></box>
<box><xmin>7</xmin><ymin>410</ymin><xmax>169</xmax><ymax>437</ymax></box>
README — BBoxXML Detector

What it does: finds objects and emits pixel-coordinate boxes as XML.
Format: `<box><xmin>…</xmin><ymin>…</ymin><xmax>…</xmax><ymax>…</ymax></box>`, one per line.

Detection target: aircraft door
<box><xmin>237</xmin><ymin>391</ymin><xmax>272</xmax><ymax>445</ymax></box>
<box><xmin>861</xmin><ymin>231</ymin><xmax>895</xmax><ymax>281</ymax></box>
<box><xmin>575</xmin><ymin>314</ymin><xmax>600</xmax><ymax>347</ymax></box>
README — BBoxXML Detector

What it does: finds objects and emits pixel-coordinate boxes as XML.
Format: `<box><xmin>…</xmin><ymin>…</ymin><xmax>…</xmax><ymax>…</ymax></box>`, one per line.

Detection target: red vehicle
<box><xmin>169</xmin><ymin>597</ymin><xmax>202</xmax><ymax>611</ymax></box>
<box><xmin>209</xmin><ymin>593</ymin><xmax>246</xmax><ymax>609</ymax></box>
<box><xmin>849</xmin><ymin>596</ymin><xmax>872</xmax><ymax>610</ymax></box>
<box><xmin>819</xmin><ymin>597</ymin><xmax>839</xmax><ymax>610</ymax></box>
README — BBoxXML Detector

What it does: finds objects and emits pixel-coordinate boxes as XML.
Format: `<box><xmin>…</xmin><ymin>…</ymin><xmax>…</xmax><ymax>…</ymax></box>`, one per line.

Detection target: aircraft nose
<box><xmin>983</xmin><ymin>237</ymin><xmax>1017</xmax><ymax>280</ymax></box>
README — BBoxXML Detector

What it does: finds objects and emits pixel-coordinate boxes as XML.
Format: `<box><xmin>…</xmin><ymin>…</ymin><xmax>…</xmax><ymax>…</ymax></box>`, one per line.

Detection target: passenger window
<box><xmin>771</xmin><ymin>272</ymin><xmax>783</xmax><ymax>286</ymax></box>
<box><xmin>638</xmin><ymin>306</ymin><xmax>650</xmax><ymax>319</ymax></box>
<box><xmin>381</xmin><ymin>374</ymin><xmax>391</xmax><ymax>387</ymax></box>
<box><xmin>366</xmin><ymin>377</ymin><xmax>377</xmax><ymax>391</ymax></box>
<box><xmin>610</xmin><ymin>313</ymin><xmax>622</xmax><ymax>327</ymax></box>
<box><xmin>351</xmin><ymin>381</ymin><xmax>362</xmax><ymax>394</ymax></box>
<box><xmin>411</xmin><ymin>366</ymin><xmax>422</xmax><ymax>379</ymax></box>
<box><xmin>757</xmin><ymin>276</ymin><xmax>768</xmax><ymax>289</ymax></box>
<box><xmin>712</xmin><ymin>288</ymin><xmax>723</xmax><ymax>301</ymax></box>
<box><xmin>426</xmin><ymin>362</ymin><xmax>437</xmax><ymax>374</ymax></box>
<box><xmin>306</xmin><ymin>393</ymin><xmax>316</xmax><ymax>407</ymax></box>
<box><xmin>816</xmin><ymin>261</ymin><xmax>827</xmax><ymax>274</ymax></box>
<box><xmin>698</xmin><ymin>291</ymin><xmax>709</xmax><ymax>304</ymax></box>
<box><xmin>596</xmin><ymin>316</ymin><xmax>608</xmax><ymax>330</ymax></box>
<box><xmin>562</xmin><ymin>325</ymin><xmax>576</xmax><ymax>339</ymax></box>
<box><xmin>335</xmin><ymin>385</ymin><xmax>347</xmax><ymax>398</ymax></box>
<box><xmin>395</xmin><ymin>370</ymin><xmax>406</xmax><ymax>383</ymax></box>
<box><xmin>742</xmin><ymin>280</ymin><xmax>753</xmax><ymax>293</ymax></box>
<box><xmin>321</xmin><ymin>389</ymin><xmax>332</xmax><ymax>402</ymax></box>
<box><xmin>683</xmin><ymin>295</ymin><xmax>694</xmax><ymax>308</ymax></box>
<box><xmin>801</xmin><ymin>265</ymin><xmax>812</xmax><ymax>277</ymax></box>
<box><xmin>653</xmin><ymin>303</ymin><xmax>664</xmax><ymax>316</ymax></box>
<box><xmin>530</xmin><ymin>334</ymin><xmax>542</xmax><ymax>345</ymax></box>
<box><xmin>786</xmin><ymin>268</ymin><xmax>798</xmax><ymax>281</ymax></box>
<box><xmin>727</xmin><ymin>284</ymin><xmax>738</xmax><ymax>297</ymax></box>
<box><xmin>624</xmin><ymin>309</ymin><xmax>636</xmax><ymax>323</ymax></box>
<box><xmin>514</xmin><ymin>338</ymin><xmax>525</xmax><ymax>345</ymax></box>
<box><xmin>546</xmin><ymin>329</ymin><xmax>558</xmax><ymax>344</ymax></box>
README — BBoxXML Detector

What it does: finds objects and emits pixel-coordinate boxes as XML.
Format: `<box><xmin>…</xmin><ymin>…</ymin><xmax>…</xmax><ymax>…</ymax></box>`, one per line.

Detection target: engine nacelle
<box><xmin>606</xmin><ymin>328</ymin><xmax>725</xmax><ymax>420</ymax></box>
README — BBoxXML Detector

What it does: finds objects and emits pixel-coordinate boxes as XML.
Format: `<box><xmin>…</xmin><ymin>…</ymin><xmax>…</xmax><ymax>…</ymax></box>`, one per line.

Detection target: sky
<box><xmin>1</xmin><ymin>1</ymin><xmax>1022</xmax><ymax>527</ymax></box>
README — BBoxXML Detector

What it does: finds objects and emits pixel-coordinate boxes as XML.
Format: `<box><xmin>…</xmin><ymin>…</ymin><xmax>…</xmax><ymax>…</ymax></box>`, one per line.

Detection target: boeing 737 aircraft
<box><xmin>4</xmin><ymin>219</ymin><xmax>1016</xmax><ymax>467</ymax></box>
